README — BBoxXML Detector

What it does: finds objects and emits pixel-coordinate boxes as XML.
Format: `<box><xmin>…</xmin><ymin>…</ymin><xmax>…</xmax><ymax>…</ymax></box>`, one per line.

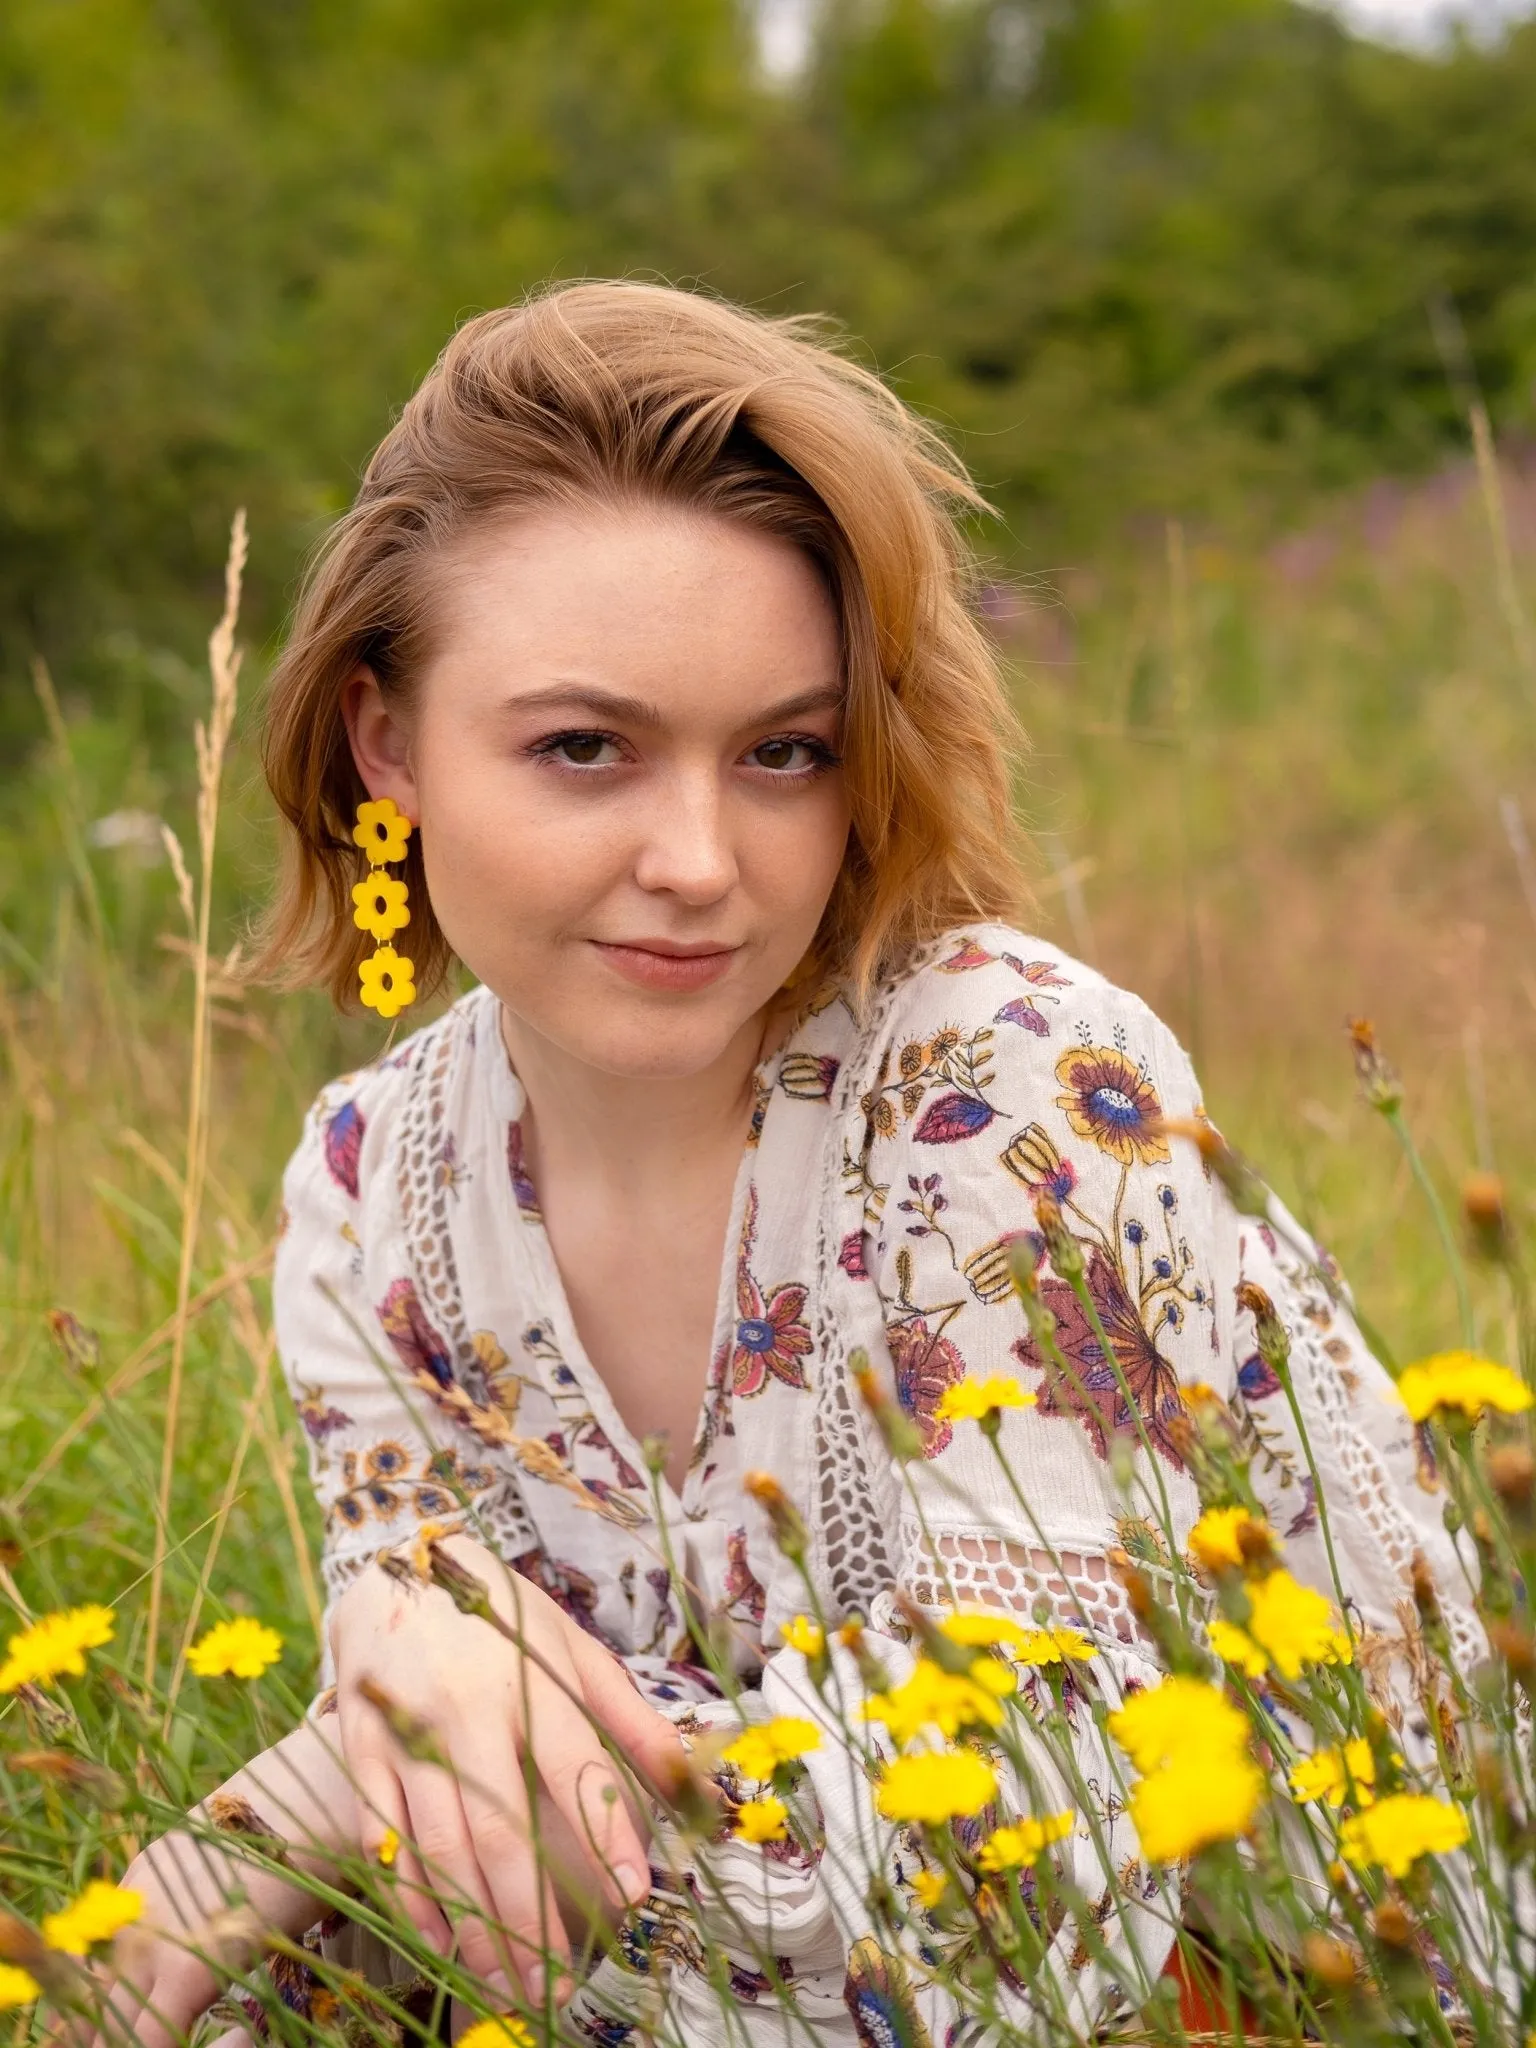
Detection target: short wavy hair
<box><xmin>253</xmin><ymin>280</ymin><xmax>1028</xmax><ymax>1007</ymax></box>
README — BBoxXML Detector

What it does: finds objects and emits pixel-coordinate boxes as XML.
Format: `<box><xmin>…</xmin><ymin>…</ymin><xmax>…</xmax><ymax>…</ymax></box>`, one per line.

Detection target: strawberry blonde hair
<box><xmin>254</xmin><ymin>280</ymin><xmax>1027</xmax><ymax>1007</ymax></box>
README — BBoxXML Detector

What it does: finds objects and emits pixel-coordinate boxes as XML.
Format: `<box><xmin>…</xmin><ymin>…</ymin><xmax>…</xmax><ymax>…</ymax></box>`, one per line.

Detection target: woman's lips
<box><xmin>589</xmin><ymin>940</ymin><xmax>740</xmax><ymax>991</ymax></box>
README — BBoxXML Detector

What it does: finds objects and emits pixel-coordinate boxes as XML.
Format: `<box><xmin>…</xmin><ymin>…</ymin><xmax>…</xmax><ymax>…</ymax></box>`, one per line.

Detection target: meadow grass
<box><xmin>0</xmin><ymin>459</ymin><xmax>1532</xmax><ymax>2042</ymax></box>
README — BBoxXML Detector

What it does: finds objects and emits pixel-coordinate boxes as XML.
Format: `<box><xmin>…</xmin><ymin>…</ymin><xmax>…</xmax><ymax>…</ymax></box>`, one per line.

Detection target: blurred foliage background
<box><xmin>1</xmin><ymin>0</ymin><xmax>1534</xmax><ymax>1646</ymax></box>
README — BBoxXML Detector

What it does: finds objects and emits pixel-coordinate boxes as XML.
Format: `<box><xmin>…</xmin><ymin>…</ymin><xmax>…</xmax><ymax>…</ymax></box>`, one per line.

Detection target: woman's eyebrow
<box><xmin>499</xmin><ymin>682</ymin><xmax>844</xmax><ymax>727</ymax></box>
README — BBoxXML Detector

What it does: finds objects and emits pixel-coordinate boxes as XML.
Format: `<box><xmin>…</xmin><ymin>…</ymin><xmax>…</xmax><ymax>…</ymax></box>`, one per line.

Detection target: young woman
<box><xmin>105</xmin><ymin>282</ymin><xmax>1482</xmax><ymax>2047</ymax></box>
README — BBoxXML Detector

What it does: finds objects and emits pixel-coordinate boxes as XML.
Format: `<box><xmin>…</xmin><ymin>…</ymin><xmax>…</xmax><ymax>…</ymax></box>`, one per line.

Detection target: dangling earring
<box><xmin>351</xmin><ymin>796</ymin><xmax>417</xmax><ymax>1020</ymax></box>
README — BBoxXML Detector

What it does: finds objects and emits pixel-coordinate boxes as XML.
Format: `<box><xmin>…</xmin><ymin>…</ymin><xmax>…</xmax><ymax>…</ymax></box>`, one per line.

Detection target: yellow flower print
<box><xmin>1396</xmin><ymin>1350</ymin><xmax>1532</xmax><ymax>1423</ymax></box>
<box><xmin>358</xmin><ymin>944</ymin><xmax>417</xmax><ymax>1020</ymax></box>
<box><xmin>1053</xmin><ymin>1045</ymin><xmax>1171</xmax><ymax>1167</ymax></box>
<box><xmin>186</xmin><ymin>1617</ymin><xmax>284</xmax><ymax>1679</ymax></box>
<box><xmin>42</xmin><ymin>1880</ymin><xmax>143</xmax><ymax>1955</ymax></box>
<box><xmin>351</xmin><ymin>871</ymin><xmax>411</xmax><ymax>941</ymax></box>
<box><xmin>733</xmin><ymin>1794</ymin><xmax>789</xmax><ymax>1843</ymax></box>
<box><xmin>353</xmin><ymin>796</ymin><xmax>413</xmax><ymax>864</ymax></box>
<box><xmin>1338</xmin><ymin>1792</ymin><xmax>1469</xmax><ymax>1878</ymax></box>
<box><xmin>0</xmin><ymin>1604</ymin><xmax>115</xmax><ymax>1692</ymax></box>
<box><xmin>875</xmin><ymin>1749</ymin><xmax>997</xmax><ymax>1825</ymax></box>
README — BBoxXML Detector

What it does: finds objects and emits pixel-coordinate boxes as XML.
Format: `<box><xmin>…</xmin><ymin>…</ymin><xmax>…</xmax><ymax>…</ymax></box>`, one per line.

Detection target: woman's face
<box><xmin>346</xmin><ymin>501</ymin><xmax>850</xmax><ymax>1079</ymax></box>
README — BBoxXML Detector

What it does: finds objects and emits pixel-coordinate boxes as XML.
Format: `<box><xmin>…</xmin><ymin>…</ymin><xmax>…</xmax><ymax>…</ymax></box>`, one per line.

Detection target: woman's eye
<box><xmin>540</xmin><ymin>731</ymin><xmax>620</xmax><ymax>768</ymax></box>
<box><xmin>747</xmin><ymin>737</ymin><xmax>829</xmax><ymax>774</ymax></box>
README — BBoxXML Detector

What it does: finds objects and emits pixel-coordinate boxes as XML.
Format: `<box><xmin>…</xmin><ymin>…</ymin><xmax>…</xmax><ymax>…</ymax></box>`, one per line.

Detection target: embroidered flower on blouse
<box><xmin>886</xmin><ymin>1316</ymin><xmax>967</xmax><ymax>1457</ymax></box>
<box><xmin>1053</xmin><ymin>1046</ymin><xmax>1171</xmax><ymax>1168</ymax></box>
<box><xmin>730</xmin><ymin>1187</ymin><xmax>812</xmax><ymax>1397</ymax></box>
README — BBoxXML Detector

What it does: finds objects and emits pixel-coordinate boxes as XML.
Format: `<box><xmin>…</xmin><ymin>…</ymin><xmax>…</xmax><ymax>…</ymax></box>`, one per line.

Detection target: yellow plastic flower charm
<box><xmin>376</xmin><ymin>1826</ymin><xmax>401</xmax><ymax>1868</ymax></box>
<box><xmin>722</xmin><ymin>1717</ymin><xmax>821</xmax><ymax>1781</ymax></box>
<box><xmin>351</xmin><ymin>871</ymin><xmax>411</xmax><ymax>942</ymax></box>
<box><xmin>458</xmin><ymin>2021</ymin><xmax>535</xmax><ymax>2048</ymax></box>
<box><xmin>935</xmin><ymin>1376</ymin><xmax>1036</xmax><ymax>1424</ymax></box>
<box><xmin>1396</xmin><ymin>1351</ymin><xmax>1532</xmax><ymax>1423</ymax></box>
<box><xmin>358</xmin><ymin>944</ymin><xmax>417</xmax><ymax>1020</ymax></box>
<box><xmin>0</xmin><ymin>1604</ymin><xmax>115</xmax><ymax>1692</ymax></box>
<box><xmin>42</xmin><ymin>1880</ymin><xmax>143</xmax><ymax>1955</ymax></box>
<box><xmin>733</xmin><ymin>1794</ymin><xmax>789</xmax><ymax>1843</ymax></box>
<box><xmin>1188</xmin><ymin>1505</ymin><xmax>1274</xmax><ymax>1577</ymax></box>
<box><xmin>876</xmin><ymin>1749</ymin><xmax>997</xmax><ymax>1825</ymax></box>
<box><xmin>1128</xmin><ymin>1751</ymin><xmax>1265</xmax><ymax>1863</ymax></box>
<box><xmin>1338</xmin><ymin>1792</ymin><xmax>1469</xmax><ymax>1878</ymax></box>
<box><xmin>910</xmin><ymin>1868</ymin><xmax>947</xmax><ymax>1909</ymax></box>
<box><xmin>0</xmin><ymin>1965</ymin><xmax>39</xmax><ymax>2009</ymax></box>
<box><xmin>187</xmin><ymin>1617</ymin><xmax>284</xmax><ymax>1679</ymax></box>
<box><xmin>1209</xmin><ymin>1569</ymin><xmax>1351</xmax><ymax>1681</ymax></box>
<box><xmin>353</xmin><ymin>796</ymin><xmax>413</xmax><ymax>864</ymax></box>
<box><xmin>1289</xmin><ymin>1737</ymin><xmax>1381</xmax><ymax>1808</ymax></box>
<box><xmin>867</xmin><ymin>1657</ymin><xmax>1013</xmax><ymax>1745</ymax></box>
<box><xmin>975</xmin><ymin>1809</ymin><xmax>1075</xmax><ymax>1870</ymax></box>
<box><xmin>781</xmin><ymin>1614</ymin><xmax>825</xmax><ymax>1657</ymax></box>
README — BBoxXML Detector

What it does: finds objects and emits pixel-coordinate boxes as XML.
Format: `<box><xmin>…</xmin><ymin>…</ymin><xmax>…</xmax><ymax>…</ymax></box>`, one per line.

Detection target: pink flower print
<box><xmin>885</xmin><ymin>1315</ymin><xmax>966</xmax><ymax>1457</ymax></box>
<box><xmin>730</xmin><ymin>1187</ymin><xmax>813</xmax><ymax>1397</ymax></box>
<box><xmin>376</xmin><ymin>1278</ymin><xmax>453</xmax><ymax>1388</ymax></box>
<box><xmin>837</xmin><ymin>1230</ymin><xmax>870</xmax><ymax>1281</ymax></box>
<box><xmin>937</xmin><ymin>938</ymin><xmax>997</xmax><ymax>972</ymax></box>
<box><xmin>323</xmin><ymin>1099</ymin><xmax>365</xmax><ymax>1198</ymax></box>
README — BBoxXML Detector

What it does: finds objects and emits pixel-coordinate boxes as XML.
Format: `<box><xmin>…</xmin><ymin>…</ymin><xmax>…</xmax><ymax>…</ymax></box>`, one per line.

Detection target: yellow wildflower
<box><xmin>1108</xmin><ymin>1676</ymin><xmax>1249</xmax><ymax>1772</ymax></box>
<box><xmin>353</xmin><ymin>796</ymin><xmax>413</xmax><ymax>864</ymax></box>
<box><xmin>1188</xmin><ymin>1505</ymin><xmax>1272</xmax><ymax>1576</ymax></box>
<box><xmin>1396</xmin><ymin>1351</ymin><xmax>1533</xmax><ymax>1424</ymax></box>
<box><xmin>1014</xmin><ymin>1625</ymin><xmax>1095</xmax><ymax>1665</ymax></box>
<box><xmin>733</xmin><ymin>1795</ymin><xmax>789</xmax><ymax>1844</ymax></box>
<box><xmin>975</xmin><ymin>1810</ymin><xmax>1075</xmax><ymax>1870</ymax></box>
<box><xmin>875</xmin><ymin>1749</ymin><xmax>997</xmax><ymax>1826</ymax></box>
<box><xmin>358</xmin><ymin>945</ymin><xmax>417</xmax><ymax>1021</ymax></box>
<box><xmin>0</xmin><ymin>1965</ymin><xmax>39</xmax><ymax>2009</ymax></box>
<box><xmin>351</xmin><ymin>871</ymin><xmax>411</xmax><ymax>941</ymax></box>
<box><xmin>938</xmin><ymin>1611</ymin><xmax>1031</xmax><ymax>1654</ymax></box>
<box><xmin>42</xmin><ymin>1880</ymin><xmax>144</xmax><ymax>1956</ymax></box>
<box><xmin>1339</xmin><ymin>1793</ymin><xmax>1469</xmax><ymax>1878</ymax></box>
<box><xmin>935</xmin><ymin>1376</ymin><xmax>1037</xmax><ymax>1424</ymax></box>
<box><xmin>376</xmin><ymin>1826</ymin><xmax>401</xmax><ymax>1868</ymax></box>
<box><xmin>186</xmin><ymin>1617</ymin><xmax>284</xmax><ymax>1680</ymax></box>
<box><xmin>722</xmin><ymin>1717</ymin><xmax>821</xmax><ymax>1781</ymax></box>
<box><xmin>781</xmin><ymin>1614</ymin><xmax>825</xmax><ymax>1657</ymax></box>
<box><xmin>867</xmin><ymin>1657</ymin><xmax>1012</xmax><ymax>1745</ymax></box>
<box><xmin>0</xmin><ymin>1604</ymin><xmax>115</xmax><ymax>1693</ymax></box>
<box><xmin>1211</xmin><ymin>1570</ymin><xmax>1352</xmax><ymax>1681</ymax></box>
<box><xmin>1128</xmin><ymin>1752</ymin><xmax>1265</xmax><ymax>1864</ymax></box>
<box><xmin>458</xmin><ymin>2021</ymin><xmax>535</xmax><ymax>2048</ymax></box>
<box><xmin>910</xmin><ymin>1869</ymin><xmax>947</xmax><ymax>1910</ymax></box>
<box><xmin>1289</xmin><ymin>1738</ymin><xmax>1380</xmax><ymax>1808</ymax></box>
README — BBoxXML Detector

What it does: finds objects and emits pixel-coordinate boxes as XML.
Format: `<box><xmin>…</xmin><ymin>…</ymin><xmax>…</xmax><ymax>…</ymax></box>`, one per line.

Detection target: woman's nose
<box><xmin>632</xmin><ymin>777</ymin><xmax>739</xmax><ymax>905</ymax></box>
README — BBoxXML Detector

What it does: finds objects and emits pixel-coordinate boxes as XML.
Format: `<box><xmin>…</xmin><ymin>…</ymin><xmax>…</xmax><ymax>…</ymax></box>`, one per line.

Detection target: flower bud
<box><xmin>851</xmin><ymin>1350</ymin><xmax>926</xmax><ymax>1463</ymax></box>
<box><xmin>1370</xmin><ymin>1899</ymin><xmax>1415</xmax><ymax>1951</ymax></box>
<box><xmin>1301</xmin><ymin>1932</ymin><xmax>1358</xmax><ymax>1988</ymax></box>
<box><xmin>1032</xmin><ymin>1192</ymin><xmax>1083</xmax><ymax>1282</ymax></box>
<box><xmin>1236</xmin><ymin>1281</ymin><xmax>1291</xmax><ymax>1378</ymax></box>
<box><xmin>1347</xmin><ymin>1017</ymin><xmax>1402</xmax><ymax>1115</ymax></box>
<box><xmin>1487</xmin><ymin>1443</ymin><xmax>1534</xmax><ymax>1510</ymax></box>
<box><xmin>744</xmin><ymin>1470</ymin><xmax>808</xmax><ymax>1560</ymax></box>
<box><xmin>1462</xmin><ymin>1173</ymin><xmax>1512</xmax><ymax>1263</ymax></box>
<box><xmin>356</xmin><ymin>1676</ymin><xmax>447</xmax><ymax>1766</ymax></box>
<box><xmin>1158</xmin><ymin>1118</ymin><xmax>1269</xmax><ymax>1218</ymax></box>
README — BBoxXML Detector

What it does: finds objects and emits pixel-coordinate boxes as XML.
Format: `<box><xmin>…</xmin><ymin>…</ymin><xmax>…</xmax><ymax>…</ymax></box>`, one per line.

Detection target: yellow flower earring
<box><xmin>351</xmin><ymin>796</ymin><xmax>417</xmax><ymax>1020</ymax></box>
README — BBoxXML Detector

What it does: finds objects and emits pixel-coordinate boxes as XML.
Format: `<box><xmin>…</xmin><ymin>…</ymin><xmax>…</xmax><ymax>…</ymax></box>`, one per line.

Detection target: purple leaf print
<box><xmin>506</xmin><ymin>1120</ymin><xmax>541</xmax><ymax>1218</ymax></box>
<box><xmin>1285</xmin><ymin>1474</ymin><xmax>1319</xmax><ymax>1538</ymax></box>
<box><xmin>376</xmin><ymin>1278</ymin><xmax>454</xmax><ymax>1388</ymax></box>
<box><xmin>837</xmin><ymin>1230</ymin><xmax>870</xmax><ymax>1281</ymax></box>
<box><xmin>323</xmin><ymin>1100</ymin><xmax>365</xmax><ymax>1199</ymax></box>
<box><xmin>913</xmin><ymin>1091</ymin><xmax>996</xmax><ymax>1144</ymax></box>
<box><xmin>994</xmin><ymin>997</ymin><xmax>1051</xmax><ymax>1037</ymax></box>
<box><xmin>937</xmin><ymin>938</ymin><xmax>997</xmax><ymax>972</ymax></box>
<box><xmin>1237</xmin><ymin>1351</ymin><xmax>1282</xmax><ymax>1401</ymax></box>
<box><xmin>1001</xmin><ymin>953</ymin><xmax>1070</xmax><ymax>988</ymax></box>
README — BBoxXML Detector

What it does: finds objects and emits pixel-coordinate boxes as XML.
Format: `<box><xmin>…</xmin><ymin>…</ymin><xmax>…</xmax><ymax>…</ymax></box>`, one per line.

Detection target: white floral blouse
<box><xmin>273</xmin><ymin>926</ymin><xmax>1483</xmax><ymax>2045</ymax></box>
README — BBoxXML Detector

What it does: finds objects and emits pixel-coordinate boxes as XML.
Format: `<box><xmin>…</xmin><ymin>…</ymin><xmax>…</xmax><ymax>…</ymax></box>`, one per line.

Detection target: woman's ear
<box><xmin>341</xmin><ymin>667</ymin><xmax>420</xmax><ymax>823</ymax></box>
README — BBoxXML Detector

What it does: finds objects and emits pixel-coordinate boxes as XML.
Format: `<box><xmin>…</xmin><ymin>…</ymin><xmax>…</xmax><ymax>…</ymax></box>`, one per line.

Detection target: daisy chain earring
<box><xmin>351</xmin><ymin>796</ymin><xmax>417</xmax><ymax>1019</ymax></box>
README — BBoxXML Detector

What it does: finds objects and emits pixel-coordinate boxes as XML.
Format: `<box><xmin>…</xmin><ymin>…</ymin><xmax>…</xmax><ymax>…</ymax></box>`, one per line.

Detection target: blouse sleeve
<box><xmin>574</xmin><ymin>955</ymin><xmax>1227</xmax><ymax>2047</ymax></box>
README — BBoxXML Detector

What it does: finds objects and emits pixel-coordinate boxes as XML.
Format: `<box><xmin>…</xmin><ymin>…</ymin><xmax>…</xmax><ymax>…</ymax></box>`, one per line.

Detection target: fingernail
<box><xmin>523</xmin><ymin>1963</ymin><xmax>546</xmax><ymax>2006</ymax></box>
<box><xmin>615</xmin><ymin>1861</ymin><xmax>650</xmax><ymax>1907</ymax></box>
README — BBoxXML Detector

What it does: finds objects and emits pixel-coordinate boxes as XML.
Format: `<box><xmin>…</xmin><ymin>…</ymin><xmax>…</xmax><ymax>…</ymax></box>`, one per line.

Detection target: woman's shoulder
<box><xmin>282</xmin><ymin>984</ymin><xmax>496</xmax><ymax>1210</ymax></box>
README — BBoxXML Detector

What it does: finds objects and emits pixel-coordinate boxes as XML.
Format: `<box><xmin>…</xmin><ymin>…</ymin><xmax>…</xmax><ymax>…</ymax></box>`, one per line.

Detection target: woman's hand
<box><xmin>77</xmin><ymin>1721</ymin><xmax>358</xmax><ymax>2048</ymax></box>
<box><xmin>330</xmin><ymin>1533</ymin><xmax>682</xmax><ymax>2004</ymax></box>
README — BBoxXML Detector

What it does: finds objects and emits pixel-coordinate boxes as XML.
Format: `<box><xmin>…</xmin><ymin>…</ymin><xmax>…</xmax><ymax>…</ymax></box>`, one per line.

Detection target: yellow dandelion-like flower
<box><xmin>0</xmin><ymin>1965</ymin><xmax>39</xmax><ymax>2010</ymax></box>
<box><xmin>733</xmin><ymin>1795</ymin><xmax>789</xmax><ymax>1843</ymax></box>
<box><xmin>875</xmin><ymin>1749</ymin><xmax>997</xmax><ymax>1826</ymax></box>
<box><xmin>1212</xmin><ymin>1569</ymin><xmax>1352</xmax><ymax>1682</ymax></box>
<box><xmin>186</xmin><ymin>1617</ymin><xmax>284</xmax><ymax>1680</ymax></box>
<box><xmin>867</xmin><ymin>1658</ymin><xmax>1012</xmax><ymax>1746</ymax></box>
<box><xmin>1108</xmin><ymin>1676</ymin><xmax>1249</xmax><ymax>1773</ymax></box>
<box><xmin>42</xmin><ymin>1881</ymin><xmax>144</xmax><ymax>1956</ymax></box>
<box><xmin>781</xmin><ymin>1614</ymin><xmax>825</xmax><ymax>1657</ymax></box>
<box><xmin>722</xmin><ymin>1717</ymin><xmax>821</xmax><ymax>1781</ymax></box>
<box><xmin>458</xmin><ymin>2020</ymin><xmax>535</xmax><ymax>2048</ymax></box>
<box><xmin>358</xmin><ymin>945</ymin><xmax>417</xmax><ymax>1021</ymax></box>
<box><xmin>1396</xmin><ymin>1351</ymin><xmax>1533</xmax><ymax>1424</ymax></box>
<box><xmin>376</xmin><ymin>1826</ymin><xmax>401</xmax><ymax>1868</ymax></box>
<box><xmin>1014</xmin><ymin>1624</ymin><xmax>1096</xmax><ymax>1666</ymax></box>
<box><xmin>935</xmin><ymin>1376</ymin><xmax>1037</xmax><ymax>1424</ymax></box>
<box><xmin>1128</xmin><ymin>1752</ymin><xmax>1265</xmax><ymax>1864</ymax></box>
<box><xmin>910</xmin><ymin>1869</ymin><xmax>948</xmax><ymax>1910</ymax></box>
<box><xmin>0</xmin><ymin>1604</ymin><xmax>115</xmax><ymax>1693</ymax></box>
<box><xmin>1188</xmin><ymin>1505</ymin><xmax>1272</xmax><ymax>1576</ymax></box>
<box><xmin>938</xmin><ymin>1611</ymin><xmax>1032</xmax><ymax>1654</ymax></box>
<box><xmin>351</xmin><ymin>871</ymin><xmax>411</xmax><ymax>942</ymax></box>
<box><xmin>1338</xmin><ymin>1793</ymin><xmax>1469</xmax><ymax>1878</ymax></box>
<box><xmin>975</xmin><ymin>1809</ymin><xmax>1075</xmax><ymax>1871</ymax></box>
<box><xmin>1289</xmin><ymin>1738</ymin><xmax>1382</xmax><ymax>1809</ymax></box>
<box><xmin>353</xmin><ymin>797</ymin><xmax>413</xmax><ymax>865</ymax></box>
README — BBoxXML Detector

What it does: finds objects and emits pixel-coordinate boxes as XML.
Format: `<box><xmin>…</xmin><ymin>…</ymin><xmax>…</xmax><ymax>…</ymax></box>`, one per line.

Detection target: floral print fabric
<box><xmin>273</xmin><ymin>926</ymin><xmax>1481</xmax><ymax>2045</ymax></box>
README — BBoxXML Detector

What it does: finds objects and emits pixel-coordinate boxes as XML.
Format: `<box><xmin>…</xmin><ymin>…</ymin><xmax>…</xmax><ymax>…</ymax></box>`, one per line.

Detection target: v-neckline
<box><xmin>483</xmin><ymin>997</ymin><xmax>775</xmax><ymax>1527</ymax></box>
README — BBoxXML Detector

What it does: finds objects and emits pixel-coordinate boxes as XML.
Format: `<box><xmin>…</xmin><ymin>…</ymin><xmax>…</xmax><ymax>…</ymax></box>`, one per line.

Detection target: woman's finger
<box><xmin>352</xmin><ymin>1751</ymin><xmax>453</xmax><ymax>1958</ymax></box>
<box><xmin>443</xmin><ymin>1712</ymin><xmax>575</xmax><ymax>1998</ymax></box>
<box><xmin>524</xmin><ymin>1666</ymin><xmax>654</xmax><ymax>1911</ymax></box>
<box><xmin>567</xmin><ymin>1628</ymin><xmax>685</xmax><ymax>1791</ymax></box>
<box><xmin>393</xmin><ymin>1751</ymin><xmax>526</xmax><ymax>1995</ymax></box>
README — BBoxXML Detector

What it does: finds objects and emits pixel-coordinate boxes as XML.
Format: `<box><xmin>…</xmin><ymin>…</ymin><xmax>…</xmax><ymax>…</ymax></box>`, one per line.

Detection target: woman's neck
<box><xmin>498</xmin><ymin>1003</ymin><xmax>768</xmax><ymax>1198</ymax></box>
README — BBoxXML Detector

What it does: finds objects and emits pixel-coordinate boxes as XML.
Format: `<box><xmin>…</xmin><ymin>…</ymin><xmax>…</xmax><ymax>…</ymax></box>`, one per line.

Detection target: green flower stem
<box><xmin>1061</xmin><ymin>1265</ymin><xmax>1181</xmax><ymax>1560</ymax></box>
<box><xmin>1382</xmin><ymin>1104</ymin><xmax>1476</xmax><ymax>1349</ymax></box>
